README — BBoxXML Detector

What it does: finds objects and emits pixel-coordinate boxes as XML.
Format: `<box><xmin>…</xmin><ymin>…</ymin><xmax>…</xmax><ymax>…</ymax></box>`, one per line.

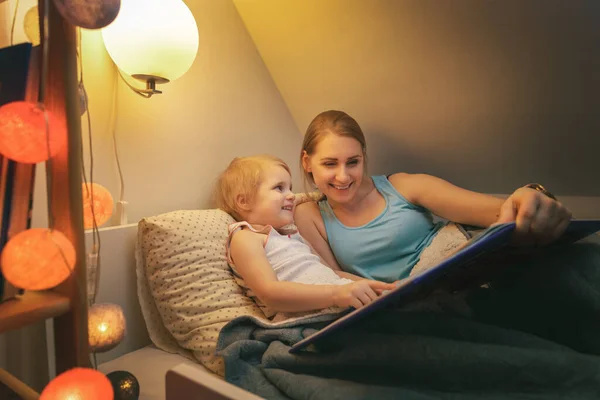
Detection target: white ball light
<box><xmin>101</xmin><ymin>0</ymin><xmax>199</xmax><ymax>83</ymax></box>
<box><xmin>88</xmin><ymin>303</ymin><xmax>126</xmax><ymax>353</ymax></box>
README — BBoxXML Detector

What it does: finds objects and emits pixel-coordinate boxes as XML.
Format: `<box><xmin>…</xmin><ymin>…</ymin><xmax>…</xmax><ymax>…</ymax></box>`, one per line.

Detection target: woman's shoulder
<box><xmin>294</xmin><ymin>200</ymin><xmax>328</xmax><ymax>237</ymax></box>
<box><xmin>294</xmin><ymin>200</ymin><xmax>322</xmax><ymax>220</ymax></box>
<box><xmin>386</xmin><ymin>172</ymin><xmax>413</xmax><ymax>185</ymax></box>
<box><xmin>385</xmin><ymin>173</ymin><xmax>423</xmax><ymax>205</ymax></box>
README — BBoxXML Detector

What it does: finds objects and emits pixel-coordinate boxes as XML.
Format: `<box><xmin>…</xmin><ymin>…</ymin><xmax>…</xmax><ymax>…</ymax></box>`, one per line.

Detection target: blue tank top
<box><xmin>318</xmin><ymin>175</ymin><xmax>443</xmax><ymax>282</ymax></box>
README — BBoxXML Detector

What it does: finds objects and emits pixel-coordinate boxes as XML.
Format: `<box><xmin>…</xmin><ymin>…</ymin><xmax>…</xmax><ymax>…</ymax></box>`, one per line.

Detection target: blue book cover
<box><xmin>290</xmin><ymin>219</ymin><xmax>600</xmax><ymax>353</ymax></box>
<box><xmin>0</xmin><ymin>43</ymin><xmax>34</xmax><ymax>301</ymax></box>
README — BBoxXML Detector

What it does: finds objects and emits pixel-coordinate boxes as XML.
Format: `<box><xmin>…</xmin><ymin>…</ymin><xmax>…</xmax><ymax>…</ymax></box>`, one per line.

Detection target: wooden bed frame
<box><xmin>166</xmin><ymin>364</ymin><xmax>262</xmax><ymax>400</ymax></box>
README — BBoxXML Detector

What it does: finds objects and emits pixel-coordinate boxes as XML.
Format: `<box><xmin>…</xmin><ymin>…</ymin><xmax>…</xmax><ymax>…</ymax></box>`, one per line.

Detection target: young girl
<box><xmin>214</xmin><ymin>155</ymin><xmax>395</xmax><ymax>318</ymax></box>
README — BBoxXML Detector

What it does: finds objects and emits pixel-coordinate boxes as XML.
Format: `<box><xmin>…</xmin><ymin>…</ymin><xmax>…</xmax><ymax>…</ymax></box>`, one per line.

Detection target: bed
<box><xmin>97</xmin><ymin>345</ymin><xmax>207</xmax><ymax>400</ymax></box>
<box><xmin>92</xmin><ymin>210</ymin><xmax>273</xmax><ymax>400</ymax></box>
<box><xmin>98</xmin><ymin>345</ymin><xmax>263</xmax><ymax>400</ymax></box>
<box><xmin>93</xmin><ymin>210</ymin><xmax>600</xmax><ymax>400</ymax></box>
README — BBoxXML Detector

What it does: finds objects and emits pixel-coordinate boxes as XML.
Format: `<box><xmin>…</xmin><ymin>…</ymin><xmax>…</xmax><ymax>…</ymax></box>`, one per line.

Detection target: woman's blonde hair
<box><xmin>214</xmin><ymin>155</ymin><xmax>291</xmax><ymax>221</ymax></box>
<box><xmin>300</xmin><ymin>110</ymin><xmax>368</xmax><ymax>191</ymax></box>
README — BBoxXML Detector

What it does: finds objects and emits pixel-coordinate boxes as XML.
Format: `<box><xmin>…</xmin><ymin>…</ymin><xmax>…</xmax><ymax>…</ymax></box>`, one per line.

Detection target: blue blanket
<box><xmin>217</xmin><ymin>238</ymin><xmax>600</xmax><ymax>399</ymax></box>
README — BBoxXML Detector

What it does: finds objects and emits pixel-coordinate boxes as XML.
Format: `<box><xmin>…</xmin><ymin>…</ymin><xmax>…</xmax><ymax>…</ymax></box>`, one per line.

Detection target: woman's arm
<box><xmin>390</xmin><ymin>173</ymin><xmax>571</xmax><ymax>244</ymax></box>
<box><xmin>389</xmin><ymin>173</ymin><xmax>504</xmax><ymax>228</ymax></box>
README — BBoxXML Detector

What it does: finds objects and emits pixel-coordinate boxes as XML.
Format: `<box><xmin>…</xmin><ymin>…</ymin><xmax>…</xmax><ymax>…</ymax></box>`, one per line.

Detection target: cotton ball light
<box><xmin>0</xmin><ymin>228</ymin><xmax>76</xmax><ymax>291</ymax></box>
<box><xmin>0</xmin><ymin>102</ymin><xmax>67</xmax><ymax>164</ymax></box>
<box><xmin>53</xmin><ymin>0</ymin><xmax>121</xmax><ymax>30</ymax></box>
<box><xmin>88</xmin><ymin>302</ymin><xmax>126</xmax><ymax>352</ymax></box>
<box><xmin>40</xmin><ymin>367</ymin><xmax>113</xmax><ymax>400</ymax></box>
<box><xmin>82</xmin><ymin>183</ymin><xmax>114</xmax><ymax>229</ymax></box>
<box><xmin>107</xmin><ymin>370</ymin><xmax>140</xmax><ymax>400</ymax></box>
<box><xmin>23</xmin><ymin>6</ymin><xmax>40</xmax><ymax>45</ymax></box>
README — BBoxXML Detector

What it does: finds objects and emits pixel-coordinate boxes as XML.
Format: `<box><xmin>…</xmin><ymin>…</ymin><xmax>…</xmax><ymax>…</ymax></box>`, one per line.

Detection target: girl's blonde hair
<box><xmin>300</xmin><ymin>110</ymin><xmax>368</xmax><ymax>191</ymax></box>
<box><xmin>214</xmin><ymin>155</ymin><xmax>291</xmax><ymax>221</ymax></box>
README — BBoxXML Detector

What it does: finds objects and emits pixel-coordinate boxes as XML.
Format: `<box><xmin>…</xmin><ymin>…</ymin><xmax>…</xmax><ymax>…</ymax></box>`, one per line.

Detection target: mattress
<box><xmin>98</xmin><ymin>346</ymin><xmax>216</xmax><ymax>400</ymax></box>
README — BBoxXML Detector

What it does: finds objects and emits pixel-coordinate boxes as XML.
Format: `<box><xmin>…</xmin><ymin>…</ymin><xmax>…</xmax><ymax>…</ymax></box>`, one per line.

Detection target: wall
<box><xmin>234</xmin><ymin>0</ymin><xmax>600</xmax><ymax>197</ymax></box>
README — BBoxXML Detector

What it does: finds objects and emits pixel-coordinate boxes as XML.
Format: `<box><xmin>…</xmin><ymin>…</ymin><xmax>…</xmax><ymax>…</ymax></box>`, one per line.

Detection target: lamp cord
<box><xmin>76</xmin><ymin>29</ymin><xmax>101</xmax><ymax>307</ymax></box>
<box><xmin>10</xmin><ymin>0</ymin><xmax>20</xmax><ymax>46</ymax></box>
<box><xmin>111</xmin><ymin>72</ymin><xmax>126</xmax><ymax>203</ymax></box>
<box><xmin>116</xmin><ymin>68</ymin><xmax>153</xmax><ymax>99</ymax></box>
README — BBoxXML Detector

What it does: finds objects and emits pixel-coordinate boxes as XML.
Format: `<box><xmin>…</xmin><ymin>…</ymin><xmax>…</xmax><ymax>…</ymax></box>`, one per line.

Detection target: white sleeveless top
<box><xmin>227</xmin><ymin>221</ymin><xmax>352</xmax><ymax>318</ymax></box>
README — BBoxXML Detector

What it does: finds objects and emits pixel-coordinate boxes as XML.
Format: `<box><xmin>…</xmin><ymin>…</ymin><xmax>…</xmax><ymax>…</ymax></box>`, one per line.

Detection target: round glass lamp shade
<box><xmin>40</xmin><ymin>368</ymin><xmax>113</xmax><ymax>400</ymax></box>
<box><xmin>0</xmin><ymin>228</ymin><xmax>76</xmax><ymax>291</ymax></box>
<box><xmin>89</xmin><ymin>302</ymin><xmax>126</xmax><ymax>353</ymax></box>
<box><xmin>82</xmin><ymin>183</ymin><xmax>114</xmax><ymax>229</ymax></box>
<box><xmin>0</xmin><ymin>102</ymin><xmax>67</xmax><ymax>164</ymax></box>
<box><xmin>101</xmin><ymin>0</ymin><xmax>199</xmax><ymax>82</ymax></box>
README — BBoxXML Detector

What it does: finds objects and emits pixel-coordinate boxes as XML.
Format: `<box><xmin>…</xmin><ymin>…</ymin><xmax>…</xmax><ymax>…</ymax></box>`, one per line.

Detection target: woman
<box><xmin>294</xmin><ymin>109</ymin><xmax>600</xmax><ymax>359</ymax></box>
<box><xmin>295</xmin><ymin>110</ymin><xmax>573</xmax><ymax>283</ymax></box>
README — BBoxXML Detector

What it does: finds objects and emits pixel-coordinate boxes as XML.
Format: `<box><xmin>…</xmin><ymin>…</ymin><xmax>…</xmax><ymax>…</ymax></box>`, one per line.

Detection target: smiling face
<box><xmin>302</xmin><ymin>133</ymin><xmax>366</xmax><ymax>205</ymax></box>
<box><xmin>243</xmin><ymin>164</ymin><xmax>295</xmax><ymax>229</ymax></box>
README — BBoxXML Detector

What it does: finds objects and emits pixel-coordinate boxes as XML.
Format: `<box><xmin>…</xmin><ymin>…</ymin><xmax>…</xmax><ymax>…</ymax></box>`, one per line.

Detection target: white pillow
<box><xmin>135</xmin><ymin>209</ymin><xmax>266</xmax><ymax>376</ymax></box>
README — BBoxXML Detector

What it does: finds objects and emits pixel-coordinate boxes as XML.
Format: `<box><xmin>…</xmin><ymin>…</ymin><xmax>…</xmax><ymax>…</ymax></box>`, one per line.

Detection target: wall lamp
<box><xmin>101</xmin><ymin>0</ymin><xmax>199</xmax><ymax>98</ymax></box>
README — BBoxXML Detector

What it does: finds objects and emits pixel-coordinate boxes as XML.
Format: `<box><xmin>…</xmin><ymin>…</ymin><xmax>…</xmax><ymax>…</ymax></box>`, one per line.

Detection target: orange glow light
<box><xmin>0</xmin><ymin>101</ymin><xmax>67</xmax><ymax>164</ymax></box>
<box><xmin>82</xmin><ymin>183</ymin><xmax>114</xmax><ymax>229</ymax></box>
<box><xmin>40</xmin><ymin>368</ymin><xmax>114</xmax><ymax>400</ymax></box>
<box><xmin>0</xmin><ymin>228</ymin><xmax>76</xmax><ymax>291</ymax></box>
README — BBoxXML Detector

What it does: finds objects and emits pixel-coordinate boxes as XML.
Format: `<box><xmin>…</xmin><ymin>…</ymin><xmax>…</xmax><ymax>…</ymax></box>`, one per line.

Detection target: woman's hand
<box><xmin>333</xmin><ymin>281</ymin><xmax>396</xmax><ymax>309</ymax></box>
<box><xmin>496</xmin><ymin>187</ymin><xmax>572</xmax><ymax>246</ymax></box>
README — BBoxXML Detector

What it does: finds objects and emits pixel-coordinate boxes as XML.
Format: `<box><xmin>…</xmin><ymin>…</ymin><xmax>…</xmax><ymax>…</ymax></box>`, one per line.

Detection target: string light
<box><xmin>0</xmin><ymin>228</ymin><xmax>76</xmax><ymax>291</ymax></box>
<box><xmin>82</xmin><ymin>183</ymin><xmax>114</xmax><ymax>229</ymax></box>
<box><xmin>0</xmin><ymin>101</ymin><xmax>67</xmax><ymax>164</ymax></box>
<box><xmin>23</xmin><ymin>6</ymin><xmax>40</xmax><ymax>45</ymax></box>
<box><xmin>88</xmin><ymin>303</ymin><xmax>126</xmax><ymax>352</ymax></box>
<box><xmin>40</xmin><ymin>368</ymin><xmax>113</xmax><ymax>400</ymax></box>
<box><xmin>107</xmin><ymin>370</ymin><xmax>140</xmax><ymax>400</ymax></box>
<box><xmin>53</xmin><ymin>0</ymin><xmax>121</xmax><ymax>30</ymax></box>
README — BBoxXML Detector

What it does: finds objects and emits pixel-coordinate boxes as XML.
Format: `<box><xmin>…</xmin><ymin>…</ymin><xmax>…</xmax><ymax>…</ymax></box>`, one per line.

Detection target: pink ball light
<box><xmin>40</xmin><ymin>367</ymin><xmax>114</xmax><ymax>400</ymax></box>
<box><xmin>0</xmin><ymin>101</ymin><xmax>67</xmax><ymax>164</ymax></box>
<box><xmin>82</xmin><ymin>183</ymin><xmax>114</xmax><ymax>229</ymax></box>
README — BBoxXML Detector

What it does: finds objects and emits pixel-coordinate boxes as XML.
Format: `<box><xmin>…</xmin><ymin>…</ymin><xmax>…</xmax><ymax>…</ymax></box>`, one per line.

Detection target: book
<box><xmin>0</xmin><ymin>43</ymin><xmax>35</xmax><ymax>302</ymax></box>
<box><xmin>289</xmin><ymin>219</ymin><xmax>600</xmax><ymax>353</ymax></box>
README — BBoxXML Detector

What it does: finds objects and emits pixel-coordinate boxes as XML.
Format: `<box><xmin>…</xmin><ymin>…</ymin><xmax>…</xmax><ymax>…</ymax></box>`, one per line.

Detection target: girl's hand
<box><xmin>496</xmin><ymin>187</ymin><xmax>572</xmax><ymax>246</ymax></box>
<box><xmin>333</xmin><ymin>280</ymin><xmax>396</xmax><ymax>309</ymax></box>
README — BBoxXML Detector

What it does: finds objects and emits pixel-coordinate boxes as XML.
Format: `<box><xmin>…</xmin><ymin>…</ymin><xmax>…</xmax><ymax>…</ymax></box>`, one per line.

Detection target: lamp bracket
<box><xmin>132</xmin><ymin>74</ymin><xmax>170</xmax><ymax>96</ymax></box>
<box><xmin>117</xmin><ymin>71</ymin><xmax>171</xmax><ymax>98</ymax></box>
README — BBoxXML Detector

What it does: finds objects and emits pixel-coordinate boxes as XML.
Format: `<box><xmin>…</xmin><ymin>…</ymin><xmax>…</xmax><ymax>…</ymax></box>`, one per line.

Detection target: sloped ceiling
<box><xmin>234</xmin><ymin>0</ymin><xmax>600</xmax><ymax>196</ymax></box>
